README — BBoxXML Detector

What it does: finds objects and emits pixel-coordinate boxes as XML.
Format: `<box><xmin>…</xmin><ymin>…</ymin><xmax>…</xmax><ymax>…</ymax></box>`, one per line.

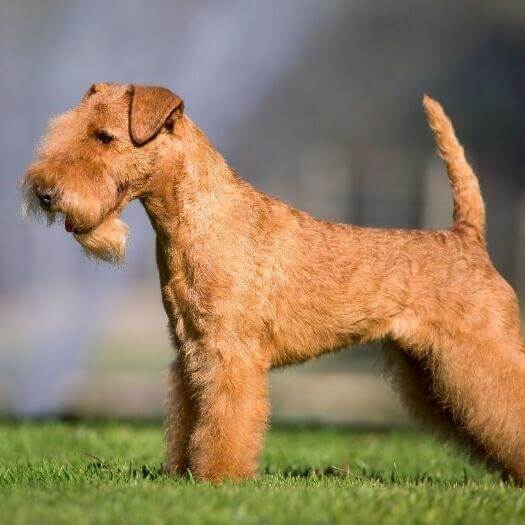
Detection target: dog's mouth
<box><xmin>64</xmin><ymin>216</ymin><xmax>89</xmax><ymax>235</ymax></box>
<box><xmin>64</xmin><ymin>216</ymin><xmax>77</xmax><ymax>233</ymax></box>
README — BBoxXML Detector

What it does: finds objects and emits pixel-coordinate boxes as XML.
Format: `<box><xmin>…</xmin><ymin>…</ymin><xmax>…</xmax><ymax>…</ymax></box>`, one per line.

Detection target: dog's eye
<box><xmin>95</xmin><ymin>130</ymin><xmax>114</xmax><ymax>144</ymax></box>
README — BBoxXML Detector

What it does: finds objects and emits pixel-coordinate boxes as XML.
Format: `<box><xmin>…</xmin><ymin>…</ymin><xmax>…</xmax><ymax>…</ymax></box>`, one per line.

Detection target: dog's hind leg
<box><xmin>383</xmin><ymin>341</ymin><xmax>507</xmax><ymax>475</ymax></box>
<box><xmin>383</xmin><ymin>342</ymin><xmax>460</xmax><ymax>436</ymax></box>
<box><xmin>395</xmin><ymin>329</ymin><xmax>525</xmax><ymax>484</ymax></box>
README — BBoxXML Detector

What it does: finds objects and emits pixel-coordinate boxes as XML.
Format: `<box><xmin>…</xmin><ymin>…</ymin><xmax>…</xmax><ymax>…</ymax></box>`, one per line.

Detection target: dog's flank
<box><xmin>23</xmin><ymin>84</ymin><xmax>525</xmax><ymax>484</ymax></box>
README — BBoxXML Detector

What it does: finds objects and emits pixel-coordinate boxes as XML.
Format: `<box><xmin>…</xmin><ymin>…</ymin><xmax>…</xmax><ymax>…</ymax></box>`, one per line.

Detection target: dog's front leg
<box><xmin>164</xmin><ymin>359</ymin><xmax>196</xmax><ymax>475</ymax></box>
<box><xmin>185</xmin><ymin>342</ymin><xmax>270</xmax><ymax>482</ymax></box>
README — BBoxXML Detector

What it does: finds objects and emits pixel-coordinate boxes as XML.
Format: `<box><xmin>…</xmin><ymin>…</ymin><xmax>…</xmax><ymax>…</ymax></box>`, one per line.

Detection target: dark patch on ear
<box><xmin>129</xmin><ymin>85</ymin><xmax>184</xmax><ymax>146</ymax></box>
<box><xmin>165</xmin><ymin>118</ymin><xmax>174</xmax><ymax>133</ymax></box>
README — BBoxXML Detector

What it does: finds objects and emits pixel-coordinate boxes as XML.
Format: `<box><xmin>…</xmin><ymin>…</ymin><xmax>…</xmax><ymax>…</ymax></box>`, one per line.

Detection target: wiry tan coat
<box><xmin>23</xmin><ymin>84</ymin><xmax>525</xmax><ymax>483</ymax></box>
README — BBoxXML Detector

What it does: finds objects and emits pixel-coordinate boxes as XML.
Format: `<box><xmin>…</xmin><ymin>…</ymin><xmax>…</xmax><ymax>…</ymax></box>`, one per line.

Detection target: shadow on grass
<box><xmin>83</xmin><ymin>460</ymin><xmax>446</xmax><ymax>486</ymax></box>
<box><xmin>84</xmin><ymin>457</ymin><xmax>166</xmax><ymax>481</ymax></box>
<box><xmin>267</xmin><ymin>464</ymin><xmax>514</xmax><ymax>487</ymax></box>
<box><xmin>264</xmin><ymin>464</ymin><xmax>457</xmax><ymax>485</ymax></box>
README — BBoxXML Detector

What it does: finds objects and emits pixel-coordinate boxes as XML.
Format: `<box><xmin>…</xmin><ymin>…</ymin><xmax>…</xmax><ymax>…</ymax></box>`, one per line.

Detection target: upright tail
<box><xmin>423</xmin><ymin>95</ymin><xmax>485</xmax><ymax>241</ymax></box>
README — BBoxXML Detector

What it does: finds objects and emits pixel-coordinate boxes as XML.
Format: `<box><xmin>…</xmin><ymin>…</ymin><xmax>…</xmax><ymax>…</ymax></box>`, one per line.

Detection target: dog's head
<box><xmin>22</xmin><ymin>83</ymin><xmax>184</xmax><ymax>263</ymax></box>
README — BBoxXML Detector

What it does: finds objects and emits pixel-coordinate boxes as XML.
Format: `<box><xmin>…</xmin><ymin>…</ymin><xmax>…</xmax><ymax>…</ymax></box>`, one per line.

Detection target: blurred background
<box><xmin>1</xmin><ymin>0</ymin><xmax>524</xmax><ymax>423</ymax></box>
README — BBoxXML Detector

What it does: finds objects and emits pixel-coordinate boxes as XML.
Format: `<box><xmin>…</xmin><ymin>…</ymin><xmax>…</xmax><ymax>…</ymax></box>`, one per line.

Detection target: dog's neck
<box><xmin>140</xmin><ymin>116</ymin><xmax>244</xmax><ymax>249</ymax></box>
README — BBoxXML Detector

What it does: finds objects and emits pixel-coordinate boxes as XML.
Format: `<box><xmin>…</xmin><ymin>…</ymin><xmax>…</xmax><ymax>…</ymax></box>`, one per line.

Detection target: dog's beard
<box><xmin>22</xmin><ymin>181</ymin><xmax>128</xmax><ymax>265</ymax></box>
<box><xmin>74</xmin><ymin>213</ymin><xmax>129</xmax><ymax>265</ymax></box>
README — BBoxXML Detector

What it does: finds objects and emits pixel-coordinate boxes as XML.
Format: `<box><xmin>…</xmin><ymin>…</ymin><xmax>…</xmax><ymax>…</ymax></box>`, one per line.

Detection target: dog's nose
<box><xmin>36</xmin><ymin>188</ymin><xmax>53</xmax><ymax>209</ymax></box>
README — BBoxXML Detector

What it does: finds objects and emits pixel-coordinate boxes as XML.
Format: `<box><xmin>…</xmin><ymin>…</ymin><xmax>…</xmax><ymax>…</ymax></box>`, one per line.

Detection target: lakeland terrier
<box><xmin>22</xmin><ymin>83</ymin><xmax>525</xmax><ymax>483</ymax></box>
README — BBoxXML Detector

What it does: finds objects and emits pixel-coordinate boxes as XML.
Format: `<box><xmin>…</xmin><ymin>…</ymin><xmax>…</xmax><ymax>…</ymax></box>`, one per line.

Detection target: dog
<box><xmin>22</xmin><ymin>83</ymin><xmax>525</xmax><ymax>483</ymax></box>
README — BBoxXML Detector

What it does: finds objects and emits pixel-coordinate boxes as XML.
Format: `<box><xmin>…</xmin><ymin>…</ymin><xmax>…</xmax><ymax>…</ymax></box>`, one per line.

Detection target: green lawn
<box><xmin>0</xmin><ymin>420</ymin><xmax>524</xmax><ymax>524</ymax></box>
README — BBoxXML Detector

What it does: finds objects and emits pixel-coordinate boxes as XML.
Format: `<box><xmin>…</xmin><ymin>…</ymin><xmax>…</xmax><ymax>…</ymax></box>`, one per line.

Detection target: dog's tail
<box><xmin>423</xmin><ymin>95</ymin><xmax>485</xmax><ymax>241</ymax></box>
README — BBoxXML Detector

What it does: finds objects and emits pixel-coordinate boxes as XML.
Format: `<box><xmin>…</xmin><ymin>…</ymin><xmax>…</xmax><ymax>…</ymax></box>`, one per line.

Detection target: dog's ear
<box><xmin>129</xmin><ymin>85</ymin><xmax>184</xmax><ymax>145</ymax></box>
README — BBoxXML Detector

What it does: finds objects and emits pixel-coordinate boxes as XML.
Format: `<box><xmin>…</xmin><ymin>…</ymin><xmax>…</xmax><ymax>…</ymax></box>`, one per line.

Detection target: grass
<box><xmin>0</xmin><ymin>420</ymin><xmax>524</xmax><ymax>524</ymax></box>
